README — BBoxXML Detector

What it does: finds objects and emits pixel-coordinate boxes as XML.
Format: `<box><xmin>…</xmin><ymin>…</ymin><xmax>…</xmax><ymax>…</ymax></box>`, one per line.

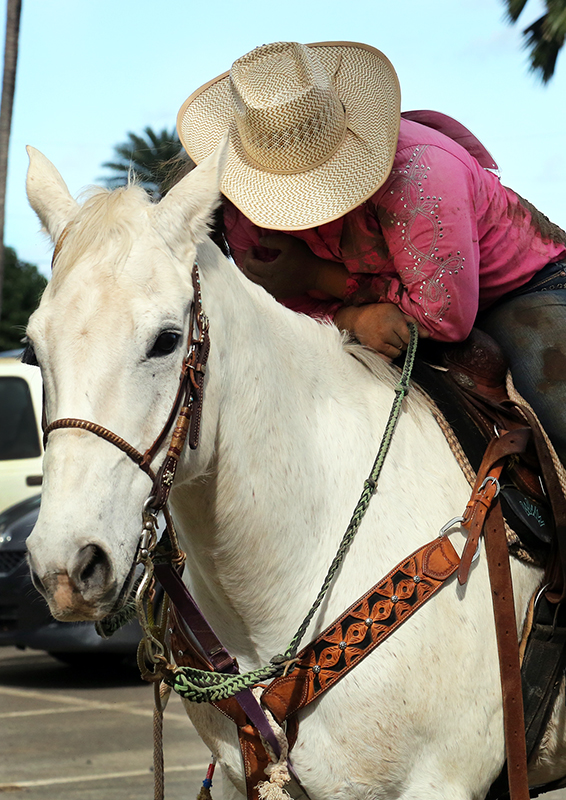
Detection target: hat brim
<box><xmin>177</xmin><ymin>42</ymin><xmax>400</xmax><ymax>231</ymax></box>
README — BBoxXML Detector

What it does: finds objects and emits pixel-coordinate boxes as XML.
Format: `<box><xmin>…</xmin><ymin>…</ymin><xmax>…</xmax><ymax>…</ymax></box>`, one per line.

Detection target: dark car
<box><xmin>0</xmin><ymin>494</ymin><xmax>143</xmax><ymax>667</ymax></box>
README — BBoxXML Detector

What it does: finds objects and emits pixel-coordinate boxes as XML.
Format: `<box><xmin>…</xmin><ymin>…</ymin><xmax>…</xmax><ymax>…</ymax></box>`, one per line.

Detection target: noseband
<box><xmin>42</xmin><ymin>262</ymin><xmax>210</xmax><ymax>513</ymax></box>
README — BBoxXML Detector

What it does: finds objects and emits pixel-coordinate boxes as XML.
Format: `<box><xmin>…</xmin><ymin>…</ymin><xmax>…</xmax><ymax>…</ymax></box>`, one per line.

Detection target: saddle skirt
<box><xmin>410</xmin><ymin>329</ymin><xmax>556</xmax><ymax>558</ymax></box>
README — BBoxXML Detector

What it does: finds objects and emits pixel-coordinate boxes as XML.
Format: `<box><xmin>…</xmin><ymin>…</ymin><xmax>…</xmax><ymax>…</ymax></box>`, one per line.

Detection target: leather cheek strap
<box><xmin>41</xmin><ymin>262</ymin><xmax>210</xmax><ymax>512</ymax></box>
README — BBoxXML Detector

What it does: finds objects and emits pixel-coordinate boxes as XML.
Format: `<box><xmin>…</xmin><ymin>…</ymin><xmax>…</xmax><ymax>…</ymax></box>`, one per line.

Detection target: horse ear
<box><xmin>153</xmin><ymin>135</ymin><xmax>228</xmax><ymax>254</ymax></box>
<box><xmin>26</xmin><ymin>146</ymin><xmax>79</xmax><ymax>243</ymax></box>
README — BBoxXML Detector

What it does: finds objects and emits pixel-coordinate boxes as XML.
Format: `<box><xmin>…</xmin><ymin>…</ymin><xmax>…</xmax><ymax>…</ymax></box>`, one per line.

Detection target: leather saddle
<box><xmin>410</xmin><ymin>328</ymin><xmax>566</xmax><ymax>797</ymax></box>
<box><xmin>410</xmin><ymin>329</ymin><xmax>555</xmax><ymax>556</ymax></box>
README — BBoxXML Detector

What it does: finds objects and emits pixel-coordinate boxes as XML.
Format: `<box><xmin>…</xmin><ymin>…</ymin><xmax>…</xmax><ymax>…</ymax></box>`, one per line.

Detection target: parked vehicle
<box><xmin>0</xmin><ymin>495</ymin><xmax>143</xmax><ymax>667</ymax></box>
<box><xmin>0</xmin><ymin>351</ymin><xmax>43</xmax><ymax>513</ymax></box>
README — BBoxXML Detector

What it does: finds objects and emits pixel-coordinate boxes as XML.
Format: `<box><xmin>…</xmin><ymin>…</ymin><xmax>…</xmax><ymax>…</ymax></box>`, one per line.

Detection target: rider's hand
<box><xmin>335</xmin><ymin>302</ymin><xmax>429</xmax><ymax>361</ymax></box>
<box><xmin>241</xmin><ymin>234</ymin><xmax>331</xmax><ymax>299</ymax></box>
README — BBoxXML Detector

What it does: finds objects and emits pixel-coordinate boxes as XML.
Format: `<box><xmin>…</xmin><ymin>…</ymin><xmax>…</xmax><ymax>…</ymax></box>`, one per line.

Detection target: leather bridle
<box><xmin>42</xmin><ymin>262</ymin><xmax>210</xmax><ymax>514</ymax></box>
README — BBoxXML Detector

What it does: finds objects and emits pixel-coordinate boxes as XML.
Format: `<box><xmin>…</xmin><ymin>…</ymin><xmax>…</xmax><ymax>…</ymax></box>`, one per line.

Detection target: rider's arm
<box><xmin>365</xmin><ymin>144</ymin><xmax>481</xmax><ymax>342</ymax></box>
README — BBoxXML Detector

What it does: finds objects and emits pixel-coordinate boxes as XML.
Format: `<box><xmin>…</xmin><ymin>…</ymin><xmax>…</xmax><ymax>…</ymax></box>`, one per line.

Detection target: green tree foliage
<box><xmin>504</xmin><ymin>0</ymin><xmax>566</xmax><ymax>82</ymax></box>
<box><xmin>0</xmin><ymin>246</ymin><xmax>47</xmax><ymax>351</ymax></box>
<box><xmin>101</xmin><ymin>126</ymin><xmax>192</xmax><ymax>199</ymax></box>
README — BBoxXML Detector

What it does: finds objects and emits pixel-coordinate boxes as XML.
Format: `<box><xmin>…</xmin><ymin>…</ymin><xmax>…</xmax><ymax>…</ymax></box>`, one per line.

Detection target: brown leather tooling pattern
<box><xmin>261</xmin><ymin>536</ymin><xmax>459</xmax><ymax>722</ymax></box>
<box><xmin>168</xmin><ymin>536</ymin><xmax>460</xmax><ymax>800</ymax></box>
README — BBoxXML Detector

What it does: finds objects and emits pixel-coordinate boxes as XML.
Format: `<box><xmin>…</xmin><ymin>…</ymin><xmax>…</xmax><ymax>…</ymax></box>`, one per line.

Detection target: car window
<box><xmin>0</xmin><ymin>377</ymin><xmax>41</xmax><ymax>460</ymax></box>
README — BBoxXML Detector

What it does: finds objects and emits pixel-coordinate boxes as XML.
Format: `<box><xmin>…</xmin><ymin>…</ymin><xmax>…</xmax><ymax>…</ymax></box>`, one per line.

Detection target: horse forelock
<box><xmin>50</xmin><ymin>184</ymin><xmax>154</xmax><ymax>290</ymax></box>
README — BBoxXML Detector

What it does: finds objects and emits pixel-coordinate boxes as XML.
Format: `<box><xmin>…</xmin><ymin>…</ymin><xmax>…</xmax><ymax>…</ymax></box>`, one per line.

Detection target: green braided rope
<box><xmin>169</xmin><ymin>325</ymin><xmax>419</xmax><ymax>703</ymax></box>
<box><xmin>96</xmin><ymin>546</ymin><xmax>176</xmax><ymax>640</ymax></box>
<box><xmin>171</xmin><ymin>662</ymin><xmax>281</xmax><ymax>703</ymax></box>
<box><xmin>96</xmin><ymin>597</ymin><xmax>138</xmax><ymax>639</ymax></box>
<box><xmin>284</xmin><ymin>323</ymin><xmax>418</xmax><ymax>655</ymax></box>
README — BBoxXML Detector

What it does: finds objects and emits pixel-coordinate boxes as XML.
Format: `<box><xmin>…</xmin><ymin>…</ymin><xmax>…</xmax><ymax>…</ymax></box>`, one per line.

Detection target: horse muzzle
<box><xmin>28</xmin><ymin>541</ymin><xmax>119</xmax><ymax>621</ymax></box>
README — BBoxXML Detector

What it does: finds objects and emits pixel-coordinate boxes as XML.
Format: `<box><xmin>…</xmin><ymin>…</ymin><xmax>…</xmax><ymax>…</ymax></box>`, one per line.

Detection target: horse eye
<box><xmin>149</xmin><ymin>331</ymin><xmax>181</xmax><ymax>358</ymax></box>
<box><xmin>21</xmin><ymin>343</ymin><xmax>39</xmax><ymax>367</ymax></box>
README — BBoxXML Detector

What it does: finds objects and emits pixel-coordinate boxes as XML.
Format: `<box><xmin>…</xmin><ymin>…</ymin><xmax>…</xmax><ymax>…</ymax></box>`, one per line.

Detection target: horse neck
<box><xmin>171</xmin><ymin>241</ymin><xmax>398</xmax><ymax>667</ymax></box>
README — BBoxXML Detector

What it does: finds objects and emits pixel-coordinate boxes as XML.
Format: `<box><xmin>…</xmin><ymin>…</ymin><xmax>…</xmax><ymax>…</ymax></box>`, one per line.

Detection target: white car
<box><xmin>0</xmin><ymin>352</ymin><xmax>43</xmax><ymax>513</ymax></box>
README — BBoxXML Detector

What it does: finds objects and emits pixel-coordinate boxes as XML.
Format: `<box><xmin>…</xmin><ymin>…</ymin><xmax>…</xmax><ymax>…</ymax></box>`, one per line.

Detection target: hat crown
<box><xmin>229</xmin><ymin>42</ymin><xmax>347</xmax><ymax>174</ymax></box>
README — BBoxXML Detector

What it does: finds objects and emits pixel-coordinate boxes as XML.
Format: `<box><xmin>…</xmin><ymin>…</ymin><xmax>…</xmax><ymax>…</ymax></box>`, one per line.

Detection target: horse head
<box><xmin>24</xmin><ymin>141</ymin><xmax>227</xmax><ymax>621</ymax></box>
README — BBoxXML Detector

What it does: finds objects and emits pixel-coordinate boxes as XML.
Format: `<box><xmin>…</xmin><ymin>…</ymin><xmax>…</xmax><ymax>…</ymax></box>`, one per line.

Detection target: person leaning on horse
<box><xmin>177</xmin><ymin>40</ymin><xmax>566</xmax><ymax>467</ymax></box>
<box><xmin>21</xmin><ymin>43</ymin><xmax>566</xmax><ymax>800</ymax></box>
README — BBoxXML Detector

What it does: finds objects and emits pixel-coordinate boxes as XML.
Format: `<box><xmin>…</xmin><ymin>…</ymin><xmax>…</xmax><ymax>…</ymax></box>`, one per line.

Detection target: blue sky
<box><xmin>2</xmin><ymin>0</ymin><xmax>565</xmax><ymax>276</ymax></box>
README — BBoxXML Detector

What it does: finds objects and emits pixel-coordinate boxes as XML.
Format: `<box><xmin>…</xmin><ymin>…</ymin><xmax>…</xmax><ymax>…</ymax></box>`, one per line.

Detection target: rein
<box><xmin>40</xmin><ymin>257</ymin><xmax>423</xmax><ymax>793</ymax></box>
<box><xmin>39</xmin><ymin>249</ymin><xmax>534</xmax><ymax>800</ymax></box>
<box><xmin>167</xmin><ymin>323</ymin><xmax>420</xmax><ymax>703</ymax></box>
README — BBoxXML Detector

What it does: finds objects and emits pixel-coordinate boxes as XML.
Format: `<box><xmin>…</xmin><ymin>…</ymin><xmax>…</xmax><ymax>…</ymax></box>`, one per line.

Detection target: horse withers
<box><xmin>23</xmin><ymin>142</ymin><xmax>566</xmax><ymax>799</ymax></box>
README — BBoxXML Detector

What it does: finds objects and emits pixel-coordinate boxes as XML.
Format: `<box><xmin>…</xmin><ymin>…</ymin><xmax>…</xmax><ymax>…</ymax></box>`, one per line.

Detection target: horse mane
<box><xmin>50</xmin><ymin>184</ymin><xmax>153</xmax><ymax>289</ymax></box>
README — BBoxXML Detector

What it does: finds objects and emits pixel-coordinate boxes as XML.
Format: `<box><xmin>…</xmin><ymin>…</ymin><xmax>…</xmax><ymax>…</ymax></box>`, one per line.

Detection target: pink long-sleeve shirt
<box><xmin>224</xmin><ymin>116</ymin><xmax>566</xmax><ymax>342</ymax></box>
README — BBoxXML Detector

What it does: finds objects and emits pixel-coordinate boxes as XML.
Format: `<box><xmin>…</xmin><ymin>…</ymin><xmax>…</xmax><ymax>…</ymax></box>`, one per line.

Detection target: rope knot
<box><xmin>269</xmin><ymin>653</ymin><xmax>298</xmax><ymax>676</ymax></box>
<box><xmin>165</xmin><ymin>324</ymin><xmax>420</xmax><ymax>707</ymax></box>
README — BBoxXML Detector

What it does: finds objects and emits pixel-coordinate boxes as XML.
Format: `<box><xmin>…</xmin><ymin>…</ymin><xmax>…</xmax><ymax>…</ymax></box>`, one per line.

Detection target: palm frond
<box><xmin>100</xmin><ymin>126</ymin><xmax>182</xmax><ymax>198</ymax></box>
<box><xmin>542</xmin><ymin>0</ymin><xmax>566</xmax><ymax>36</ymax></box>
<box><xmin>524</xmin><ymin>11</ymin><xmax>565</xmax><ymax>82</ymax></box>
<box><xmin>503</xmin><ymin>0</ymin><xmax>566</xmax><ymax>82</ymax></box>
<box><xmin>503</xmin><ymin>0</ymin><xmax>530</xmax><ymax>22</ymax></box>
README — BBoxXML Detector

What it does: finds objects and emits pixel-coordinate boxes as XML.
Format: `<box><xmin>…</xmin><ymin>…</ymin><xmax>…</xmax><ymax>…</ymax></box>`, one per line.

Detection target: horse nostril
<box><xmin>30</xmin><ymin>568</ymin><xmax>46</xmax><ymax>596</ymax></box>
<box><xmin>74</xmin><ymin>544</ymin><xmax>112</xmax><ymax>595</ymax></box>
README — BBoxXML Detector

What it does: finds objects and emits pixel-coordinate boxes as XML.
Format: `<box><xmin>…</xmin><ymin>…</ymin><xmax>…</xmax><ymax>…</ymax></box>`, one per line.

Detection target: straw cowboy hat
<box><xmin>177</xmin><ymin>41</ymin><xmax>401</xmax><ymax>230</ymax></box>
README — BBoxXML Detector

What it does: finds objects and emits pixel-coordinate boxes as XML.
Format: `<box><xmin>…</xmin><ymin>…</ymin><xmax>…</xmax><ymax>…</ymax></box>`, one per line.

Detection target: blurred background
<box><xmin>2</xmin><ymin>0</ymin><xmax>566</xmax><ymax>278</ymax></box>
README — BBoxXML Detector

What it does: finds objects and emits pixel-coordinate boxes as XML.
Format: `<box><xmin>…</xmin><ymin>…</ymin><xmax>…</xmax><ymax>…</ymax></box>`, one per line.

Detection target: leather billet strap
<box><xmin>455</xmin><ymin>428</ymin><xmax>532</xmax><ymax>800</ymax></box>
<box><xmin>161</xmin><ymin>569</ymin><xmax>286</xmax><ymax>762</ymax></box>
<box><xmin>484</xmin><ymin>500</ymin><xmax>530</xmax><ymax>800</ymax></box>
<box><xmin>167</xmin><ymin>600</ymin><xmax>288</xmax><ymax>799</ymax></box>
<box><xmin>42</xmin><ymin>261</ymin><xmax>210</xmax><ymax>515</ymax></box>
<box><xmin>458</xmin><ymin>429</ymin><xmax>531</xmax><ymax>585</ymax></box>
<box><xmin>155</xmin><ymin>562</ymin><xmax>237</xmax><ymax>674</ymax></box>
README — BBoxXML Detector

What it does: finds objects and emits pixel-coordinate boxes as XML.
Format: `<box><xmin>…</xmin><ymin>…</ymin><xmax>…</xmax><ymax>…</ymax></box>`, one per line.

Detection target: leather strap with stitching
<box><xmin>484</xmin><ymin>498</ymin><xmax>530</xmax><ymax>800</ymax></box>
<box><xmin>455</xmin><ymin>429</ymin><xmax>532</xmax><ymax>800</ymax></box>
<box><xmin>458</xmin><ymin>429</ymin><xmax>531</xmax><ymax>585</ymax></box>
<box><xmin>261</xmin><ymin>536</ymin><xmax>459</xmax><ymax>723</ymax></box>
<box><xmin>42</xmin><ymin>262</ymin><xmax>210</xmax><ymax>513</ymax></box>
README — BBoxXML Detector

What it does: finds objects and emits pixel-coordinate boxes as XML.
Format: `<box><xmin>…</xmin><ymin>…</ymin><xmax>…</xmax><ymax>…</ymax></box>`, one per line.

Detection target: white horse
<box><xmin>24</xmin><ymin>142</ymin><xmax>566</xmax><ymax>800</ymax></box>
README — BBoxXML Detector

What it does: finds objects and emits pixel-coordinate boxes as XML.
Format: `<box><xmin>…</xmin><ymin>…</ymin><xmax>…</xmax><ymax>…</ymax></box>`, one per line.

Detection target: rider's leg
<box><xmin>477</xmin><ymin>288</ymin><xmax>566</xmax><ymax>466</ymax></box>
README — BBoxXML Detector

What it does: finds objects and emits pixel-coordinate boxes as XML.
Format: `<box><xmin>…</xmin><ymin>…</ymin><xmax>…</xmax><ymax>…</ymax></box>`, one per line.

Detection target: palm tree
<box><xmin>101</xmin><ymin>126</ymin><xmax>193</xmax><ymax>199</ymax></box>
<box><xmin>504</xmin><ymin>0</ymin><xmax>566</xmax><ymax>82</ymax></box>
<box><xmin>102</xmin><ymin>125</ymin><xmax>232</xmax><ymax>253</ymax></box>
<box><xmin>0</xmin><ymin>0</ymin><xmax>23</xmax><ymax>323</ymax></box>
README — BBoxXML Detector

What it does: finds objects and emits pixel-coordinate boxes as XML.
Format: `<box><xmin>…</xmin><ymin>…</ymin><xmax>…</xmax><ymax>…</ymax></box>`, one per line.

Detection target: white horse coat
<box><xmin>24</xmin><ymin>143</ymin><xmax>566</xmax><ymax>799</ymax></box>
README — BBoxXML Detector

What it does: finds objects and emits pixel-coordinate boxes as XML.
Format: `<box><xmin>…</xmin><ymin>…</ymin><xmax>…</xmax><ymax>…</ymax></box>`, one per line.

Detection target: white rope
<box><xmin>252</xmin><ymin>687</ymin><xmax>293</xmax><ymax>800</ymax></box>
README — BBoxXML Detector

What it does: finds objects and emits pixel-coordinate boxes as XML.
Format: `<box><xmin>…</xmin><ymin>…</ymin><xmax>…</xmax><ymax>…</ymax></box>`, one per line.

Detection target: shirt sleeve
<box><xmin>370</xmin><ymin>144</ymin><xmax>481</xmax><ymax>342</ymax></box>
<box><xmin>223</xmin><ymin>200</ymin><xmax>343</xmax><ymax>322</ymax></box>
